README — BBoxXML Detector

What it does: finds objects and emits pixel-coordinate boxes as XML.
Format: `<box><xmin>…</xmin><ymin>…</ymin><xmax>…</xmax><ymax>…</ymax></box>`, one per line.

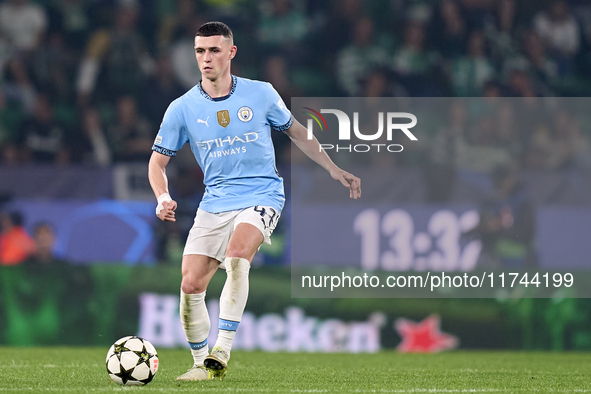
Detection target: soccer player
<box><xmin>148</xmin><ymin>21</ymin><xmax>361</xmax><ymax>381</ymax></box>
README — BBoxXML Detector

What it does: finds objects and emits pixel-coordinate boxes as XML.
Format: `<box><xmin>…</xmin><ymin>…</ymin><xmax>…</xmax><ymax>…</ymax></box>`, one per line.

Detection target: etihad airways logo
<box><xmin>304</xmin><ymin>108</ymin><xmax>417</xmax><ymax>152</ymax></box>
<box><xmin>197</xmin><ymin>132</ymin><xmax>259</xmax><ymax>159</ymax></box>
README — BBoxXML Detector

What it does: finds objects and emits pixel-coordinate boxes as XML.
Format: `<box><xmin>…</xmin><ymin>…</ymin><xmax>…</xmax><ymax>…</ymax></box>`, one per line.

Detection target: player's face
<box><xmin>194</xmin><ymin>35</ymin><xmax>236</xmax><ymax>81</ymax></box>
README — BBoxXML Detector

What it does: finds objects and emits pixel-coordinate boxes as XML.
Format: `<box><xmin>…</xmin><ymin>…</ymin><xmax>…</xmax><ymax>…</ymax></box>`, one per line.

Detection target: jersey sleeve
<box><xmin>265</xmin><ymin>83</ymin><xmax>293</xmax><ymax>132</ymax></box>
<box><xmin>152</xmin><ymin>99</ymin><xmax>188</xmax><ymax>157</ymax></box>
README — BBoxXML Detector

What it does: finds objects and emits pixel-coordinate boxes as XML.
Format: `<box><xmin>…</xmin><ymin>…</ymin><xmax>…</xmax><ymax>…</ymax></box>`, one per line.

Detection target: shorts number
<box><xmin>254</xmin><ymin>206</ymin><xmax>279</xmax><ymax>230</ymax></box>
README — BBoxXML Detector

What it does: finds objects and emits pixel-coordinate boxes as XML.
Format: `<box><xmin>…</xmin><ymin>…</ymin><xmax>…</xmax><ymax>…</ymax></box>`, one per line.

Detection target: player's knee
<box><xmin>225</xmin><ymin>246</ymin><xmax>250</xmax><ymax>260</ymax></box>
<box><xmin>181</xmin><ymin>276</ymin><xmax>207</xmax><ymax>294</ymax></box>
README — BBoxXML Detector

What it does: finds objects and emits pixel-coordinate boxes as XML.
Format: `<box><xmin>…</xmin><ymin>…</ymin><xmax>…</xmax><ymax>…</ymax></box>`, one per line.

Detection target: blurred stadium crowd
<box><xmin>0</xmin><ymin>0</ymin><xmax>591</xmax><ymax>170</ymax></box>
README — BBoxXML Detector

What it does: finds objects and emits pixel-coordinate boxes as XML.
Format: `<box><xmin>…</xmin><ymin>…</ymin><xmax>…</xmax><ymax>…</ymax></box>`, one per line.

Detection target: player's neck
<box><xmin>201</xmin><ymin>73</ymin><xmax>233</xmax><ymax>98</ymax></box>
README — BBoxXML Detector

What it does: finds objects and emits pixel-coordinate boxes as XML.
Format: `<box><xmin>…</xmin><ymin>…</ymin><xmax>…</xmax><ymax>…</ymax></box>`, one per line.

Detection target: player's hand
<box><xmin>331</xmin><ymin>169</ymin><xmax>361</xmax><ymax>199</ymax></box>
<box><xmin>157</xmin><ymin>200</ymin><xmax>177</xmax><ymax>222</ymax></box>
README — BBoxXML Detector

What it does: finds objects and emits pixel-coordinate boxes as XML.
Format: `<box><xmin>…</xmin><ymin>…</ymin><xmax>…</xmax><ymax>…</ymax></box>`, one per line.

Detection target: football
<box><xmin>105</xmin><ymin>336</ymin><xmax>159</xmax><ymax>386</ymax></box>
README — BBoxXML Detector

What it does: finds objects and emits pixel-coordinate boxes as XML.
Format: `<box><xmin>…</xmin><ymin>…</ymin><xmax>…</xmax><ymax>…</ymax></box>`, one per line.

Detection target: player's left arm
<box><xmin>284</xmin><ymin>119</ymin><xmax>361</xmax><ymax>199</ymax></box>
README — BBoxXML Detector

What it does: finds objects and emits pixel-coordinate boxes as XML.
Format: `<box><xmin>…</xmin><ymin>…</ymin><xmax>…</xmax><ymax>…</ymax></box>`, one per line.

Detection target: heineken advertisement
<box><xmin>1</xmin><ymin>263</ymin><xmax>590</xmax><ymax>351</ymax></box>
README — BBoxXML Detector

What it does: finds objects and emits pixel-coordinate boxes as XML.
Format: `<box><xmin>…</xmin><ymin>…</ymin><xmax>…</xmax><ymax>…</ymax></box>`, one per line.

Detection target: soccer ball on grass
<box><xmin>106</xmin><ymin>336</ymin><xmax>159</xmax><ymax>386</ymax></box>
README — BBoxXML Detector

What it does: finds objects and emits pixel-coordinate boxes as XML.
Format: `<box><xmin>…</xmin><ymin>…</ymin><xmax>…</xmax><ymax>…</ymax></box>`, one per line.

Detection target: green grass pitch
<box><xmin>0</xmin><ymin>348</ymin><xmax>590</xmax><ymax>393</ymax></box>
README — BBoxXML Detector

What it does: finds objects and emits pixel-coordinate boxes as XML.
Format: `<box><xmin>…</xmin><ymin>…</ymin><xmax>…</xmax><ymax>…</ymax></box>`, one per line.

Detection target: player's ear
<box><xmin>229</xmin><ymin>45</ymin><xmax>237</xmax><ymax>60</ymax></box>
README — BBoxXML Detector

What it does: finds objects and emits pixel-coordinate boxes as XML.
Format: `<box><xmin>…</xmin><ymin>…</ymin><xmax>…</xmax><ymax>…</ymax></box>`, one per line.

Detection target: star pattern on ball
<box><xmin>106</xmin><ymin>336</ymin><xmax>158</xmax><ymax>386</ymax></box>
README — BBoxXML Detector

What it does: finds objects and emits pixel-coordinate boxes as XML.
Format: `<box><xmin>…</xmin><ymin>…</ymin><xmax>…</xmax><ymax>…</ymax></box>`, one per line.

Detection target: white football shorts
<box><xmin>183</xmin><ymin>205</ymin><xmax>280</xmax><ymax>266</ymax></box>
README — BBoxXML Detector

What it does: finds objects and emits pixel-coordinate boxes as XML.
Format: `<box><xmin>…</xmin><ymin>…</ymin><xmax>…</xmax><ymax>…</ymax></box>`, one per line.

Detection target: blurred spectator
<box><xmin>566</xmin><ymin>116</ymin><xmax>591</xmax><ymax>169</ymax></box>
<box><xmin>0</xmin><ymin>0</ymin><xmax>47</xmax><ymax>53</ymax></box>
<box><xmin>360</xmin><ymin>68</ymin><xmax>409</xmax><ymax>99</ymax></box>
<box><xmin>401</xmin><ymin>0</ymin><xmax>436</xmax><ymax>24</ymax></box>
<box><xmin>76</xmin><ymin>5</ymin><xmax>155</xmax><ymax>106</ymax></box>
<box><xmin>494</xmin><ymin>102</ymin><xmax>523</xmax><ymax>163</ymax></box>
<box><xmin>262</xmin><ymin>55</ymin><xmax>299</xmax><ymax>163</ymax></box>
<box><xmin>321</xmin><ymin>0</ymin><xmax>362</xmax><ymax>54</ymax></box>
<box><xmin>0</xmin><ymin>211</ymin><xmax>36</xmax><ymax>266</ymax></box>
<box><xmin>143</xmin><ymin>53</ymin><xmax>186</xmax><ymax>126</ymax></box>
<box><xmin>0</xmin><ymin>30</ymin><xmax>14</xmax><ymax>74</ymax></box>
<box><xmin>28</xmin><ymin>222</ymin><xmax>58</xmax><ymax>264</ymax></box>
<box><xmin>1</xmin><ymin>58</ymin><xmax>36</xmax><ymax>113</ymax></box>
<box><xmin>523</xmin><ymin>31</ymin><xmax>559</xmax><ymax>83</ymax></box>
<box><xmin>458</xmin><ymin>0</ymin><xmax>497</xmax><ymax>23</ymax></box>
<box><xmin>257</xmin><ymin>0</ymin><xmax>308</xmax><ymax>59</ymax></box>
<box><xmin>29</xmin><ymin>32</ymin><xmax>77</xmax><ymax>101</ymax></box>
<box><xmin>393</xmin><ymin>22</ymin><xmax>429</xmax><ymax>75</ymax></box>
<box><xmin>80</xmin><ymin>108</ymin><xmax>111</xmax><ymax>166</ymax></box>
<box><xmin>51</xmin><ymin>0</ymin><xmax>92</xmax><ymax>50</ymax></box>
<box><xmin>361</xmin><ymin>68</ymin><xmax>391</xmax><ymax>98</ymax></box>
<box><xmin>336</xmin><ymin>17</ymin><xmax>389</xmax><ymax>96</ymax></box>
<box><xmin>451</xmin><ymin>30</ymin><xmax>495</xmax><ymax>96</ymax></box>
<box><xmin>171</xmin><ymin>19</ymin><xmax>205</xmax><ymax>90</ymax></box>
<box><xmin>391</xmin><ymin>21</ymin><xmax>439</xmax><ymax>96</ymax></box>
<box><xmin>431</xmin><ymin>0</ymin><xmax>468</xmax><ymax>59</ymax></box>
<box><xmin>426</xmin><ymin>100</ymin><xmax>469</xmax><ymax>200</ymax></box>
<box><xmin>157</xmin><ymin>0</ymin><xmax>198</xmax><ymax>49</ymax></box>
<box><xmin>0</xmin><ymin>88</ymin><xmax>27</xmax><ymax>163</ymax></box>
<box><xmin>507</xmin><ymin>69</ymin><xmax>537</xmax><ymax>97</ymax></box>
<box><xmin>482</xmin><ymin>80</ymin><xmax>503</xmax><ymax>97</ymax></box>
<box><xmin>503</xmin><ymin>30</ymin><xmax>558</xmax><ymax>97</ymax></box>
<box><xmin>262</xmin><ymin>55</ymin><xmax>301</xmax><ymax>102</ymax></box>
<box><xmin>460</xmin><ymin>114</ymin><xmax>512</xmax><ymax>173</ymax></box>
<box><xmin>483</xmin><ymin>0</ymin><xmax>520</xmax><ymax>68</ymax></box>
<box><xmin>575</xmin><ymin>1</ymin><xmax>591</xmax><ymax>60</ymax></box>
<box><xmin>430</xmin><ymin>100</ymin><xmax>470</xmax><ymax>167</ymax></box>
<box><xmin>534</xmin><ymin>1</ymin><xmax>580</xmax><ymax>65</ymax></box>
<box><xmin>1</xmin><ymin>142</ymin><xmax>20</xmax><ymax>165</ymax></box>
<box><xmin>476</xmin><ymin>164</ymin><xmax>536</xmax><ymax>268</ymax></box>
<box><xmin>19</xmin><ymin>94</ymin><xmax>70</xmax><ymax>164</ymax></box>
<box><xmin>107</xmin><ymin>95</ymin><xmax>153</xmax><ymax>162</ymax></box>
<box><xmin>527</xmin><ymin>108</ymin><xmax>591</xmax><ymax>170</ymax></box>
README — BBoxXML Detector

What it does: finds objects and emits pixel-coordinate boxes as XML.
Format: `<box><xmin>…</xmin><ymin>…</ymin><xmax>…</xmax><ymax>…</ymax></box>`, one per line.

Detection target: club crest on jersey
<box><xmin>217</xmin><ymin>110</ymin><xmax>230</xmax><ymax>128</ymax></box>
<box><xmin>238</xmin><ymin>106</ymin><xmax>253</xmax><ymax>122</ymax></box>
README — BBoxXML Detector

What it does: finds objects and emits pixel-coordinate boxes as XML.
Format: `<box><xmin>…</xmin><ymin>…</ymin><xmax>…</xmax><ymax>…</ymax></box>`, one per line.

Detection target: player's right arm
<box><xmin>149</xmin><ymin>98</ymin><xmax>188</xmax><ymax>222</ymax></box>
<box><xmin>148</xmin><ymin>151</ymin><xmax>177</xmax><ymax>222</ymax></box>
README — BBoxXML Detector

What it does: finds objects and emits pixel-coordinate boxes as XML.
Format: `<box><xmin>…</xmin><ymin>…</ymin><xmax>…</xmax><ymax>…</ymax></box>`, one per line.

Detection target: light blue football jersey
<box><xmin>152</xmin><ymin>75</ymin><xmax>293</xmax><ymax>214</ymax></box>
